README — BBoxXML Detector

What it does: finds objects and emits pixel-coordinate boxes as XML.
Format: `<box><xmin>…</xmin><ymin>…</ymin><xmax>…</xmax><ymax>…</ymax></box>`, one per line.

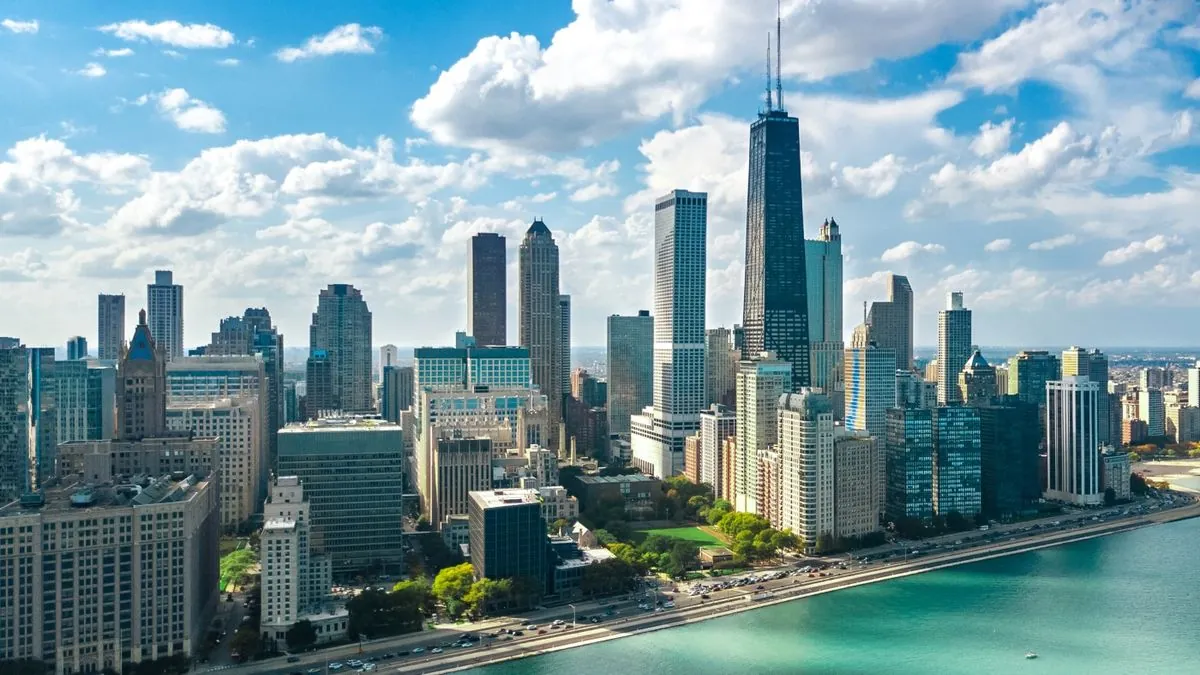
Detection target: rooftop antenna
<box><xmin>765</xmin><ymin>32</ymin><xmax>773</xmax><ymax>111</ymax></box>
<box><xmin>776</xmin><ymin>0</ymin><xmax>784</xmax><ymax>111</ymax></box>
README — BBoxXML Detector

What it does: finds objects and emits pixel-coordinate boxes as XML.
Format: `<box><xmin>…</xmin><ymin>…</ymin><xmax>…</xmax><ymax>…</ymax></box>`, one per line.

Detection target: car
<box><xmin>513</xmin><ymin>630</ymin><xmax>525</xmax><ymax>636</ymax></box>
<box><xmin>308</xmin><ymin>669</ymin><xmax>322</xmax><ymax>675</ymax></box>
<box><xmin>701</xmin><ymin>594</ymin><xmax>710</xmax><ymax>599</ymax></box>
<box><xmin>431</xmin><ymin>648</ymin><xmax>444</xmax><ymax>654</ymax></box>
<box><xmin>526</xmin><ymin>624</ymin><xmax>538</xmax><ymax>630</ymax></box>
<box><xmin>347</xmin><ymin>660</ymin><xmax>363</xmax><ymax>667</ymax></box>
<box><xmin>396</xmin><ymin>651</ymin><xmax>409</xmax><ymax>657</ymax></box>
<box><xmin>363</xmin><ymin>665</ymin><xmax>377</xmax><ymax>672</ymax></box>
<box><xmin>412</xmin><ymin>647</ymin><xmax>426</xmax><ymax>654</ymax></box>
<box><xmin>288</xmin><ymin>655</ymin><xmax>301</xmax><ymax>663</ymax></box>
<box><xmin>329</xmin><ymin>664</ymin><xmax>343</xmax><ymax>672</ymax></box>
<box><xmin>590</xmin><ymin>617</ymin><xmax>601</xmax><ymax>624</ymax></box>
<box><xmin>755</xmin><ymin>585</ymin><xmax>765</xmax><ymax>590</ymax></box>
<box><xmin>538</xmin><ymin>629</ymin><xmax>547</xmax><ymax>635</ymax></box>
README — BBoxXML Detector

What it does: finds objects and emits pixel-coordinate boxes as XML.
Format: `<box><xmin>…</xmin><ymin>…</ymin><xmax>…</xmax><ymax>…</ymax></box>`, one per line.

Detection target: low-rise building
<box><xmin>467</xmin><ymin>489</ymin><xmax>546</xmax><ymax>582</ymax></box>
<box><xmin>537</xmin><ymin>484</ymin><xmax>579</xmax><ymax>524</ymax></box>
<box><xmin>566</xmin><ymin>473</ymin><xmax>662</xmax><ymax>519</ymax></box>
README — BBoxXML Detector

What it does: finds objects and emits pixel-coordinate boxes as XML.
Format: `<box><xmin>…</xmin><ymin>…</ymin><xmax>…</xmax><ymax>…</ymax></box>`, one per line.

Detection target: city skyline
<box><xmin>2</xmin><ymin>2</ymin><xmax>1199</xmax><ymax>349</ymax></box>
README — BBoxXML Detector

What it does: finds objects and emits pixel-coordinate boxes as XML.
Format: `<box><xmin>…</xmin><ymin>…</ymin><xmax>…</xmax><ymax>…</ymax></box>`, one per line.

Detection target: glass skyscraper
<box><xmin>932</xmin><ymin>405</ymin><xmax>982</xmax><ymax>517</ymax></box>
<box><xmin>606</xmin><ymin>311</ymin><xmax>653</xmax><ymax>437</ymax></box>
<box><xmin>885</xmin><ymin>407</ymin><xmax>934</xmax><ymax>522</ymax></box>
<box><xmin>468</xmin><ymin>232</ymin><xmax>507</xmax><ymax>346</ymax></box>
<box><xmin>742</xmin><ymin>97</ymin><xmax>810</xmax><ymax>389</ymax></box>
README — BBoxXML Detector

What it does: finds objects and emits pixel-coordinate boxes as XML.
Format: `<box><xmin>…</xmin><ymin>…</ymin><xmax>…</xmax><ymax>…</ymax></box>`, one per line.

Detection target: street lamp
<box><xmin>568</xmin><ymin>603</ymin><xmax>577</xmax><ymax>627</ymax></box>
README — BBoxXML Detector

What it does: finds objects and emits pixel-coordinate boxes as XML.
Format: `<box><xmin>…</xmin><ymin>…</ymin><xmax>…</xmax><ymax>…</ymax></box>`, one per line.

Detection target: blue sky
<box><xmin>1</xmin><ymin>0</ymin><xmax>1199</xmax><ymax>350</ymax></box>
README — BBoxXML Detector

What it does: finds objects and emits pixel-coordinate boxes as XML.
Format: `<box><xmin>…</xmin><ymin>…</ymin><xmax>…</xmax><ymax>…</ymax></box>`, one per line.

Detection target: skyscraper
<box><xmin>806</xmin><ymin>218</ymin><xmax>845</xmax><ymax>417</ymax></box>
<box><xmin>704</xmin><ymin>328</ymin><xmax>738</xmax><ymax>408</ymax></box>
<box><xmin>468</xmin><ymin>232</ymin><xmax>507</xmax><ymax>346</ymax></box>
<box><xmin>147</xmin><ymin>270</ymin><xmax>184</xmax><ymax>361</ymax></box>
<box><xmin>631</xmin><ymin>190</ymin><xmax>707</xmax><ymax>478</ymax></box>
<box><xmin>519</xmin><ymin>219</ymin><xmax>562</xmax><ymax>447</ymax></box>
<box><xmin>606</xmin><ymin>311</ymin><xmax>653</xmax><ymax>436</ymax></box>
<box><xmin>97</xmin><ymin>293</ymin><xmax>125</xmax><ymax>361</ymax></box>
<box><xmin>381</xmin><ymin>365</ymin><xmax>414</xmax><ymax>422</ymax></box>
<box><xmin>958</xmin><ymin>350</ymin><xmax>997</xmax><ymax>406</ymax></box>
<box><xmin>1138</xmin><ymin>388</ymin><xmax>1166</xmax><ymax>437</ymax></box>
<box><xmin>309</xmin><ymin>284</ymin><xmax>374</xmax><ymax>413</ymax></box>
<box><xmin>1045</xmin><ymin>376</ymin><xmax>1101</xmax><ymax>505</ymax></box>
<box><xmin>118</xmin><ymin>310</ymin><xmax>168</xmax><ymax>441</ymax></box>
<box><xmin>777</xmin><ymin>390</ymin><xmax>835</xmax><ymax>553</ymax></box>
<box><xmin>1062</xmin><ymin>347</ymin><xmax>1111</xmax><ymax>445</ymax></box>
<box><xmin>978</xmin><ymin>398</ymin><xmax>1041</xmax><ymax>518</ymax></box>
<box><xmin>734</xmin><ymin>355</ymin><xmax>793</xmax><ymax>514</ymax></box>
<box><xmin>1188</xmin><ymin>362</ymin><xmax>1199</xmax><ymax>407</ymax></box>
<box><xmin>379</xmin><ymin>344</ymin><xmax>399</xmax><ymax>382</ymax></box>
<box><xmin>932</xmin><ymin>406</ymin><xmax>982</xmax><ymax>517</ymax></box>
<box><xmin>205</xmin><ymin>309</ymin><xmax>284</xmax><ymax>474</ymax></box>
<box><xmin>559</xmin><ymin>294</ymin><xmax>572</xmax><ymax>399</ymax></box>
<box><xmin>936</xmin><ymin>292</ymin><xmax>972</xmax><ymax>404</ymax></box>
<box><xmin>742</xmin><ymin>33</ymin><xmax>810</xmax><ymax>389</ymax></box>
<box><xmin>885</xmin><ymin>407</ymin><xmax>934</xmax><ymax>522</ymax></box>
<box><xmin>66</xmin><ymin>336</ymin><xmax>88</xmax><ymax>360</ymax></box>
<box><xmin>844</xmin><ymin>339</ymin><xmax>897</xmax><ymax>441</ymax></box>
<box><xmin>1007</xmin><ymin>350</ymin><xmax>1061</xmax><ymax>405</ymax></box>
<box><xmin>866</xmin><ymin>274</ymin><xmax>914</xmax><ymax>371</ymax></box>
<box><xmin>699</xmin><ymin>404</ymin><xmax>736</xmax><ymax>494</ymax></box>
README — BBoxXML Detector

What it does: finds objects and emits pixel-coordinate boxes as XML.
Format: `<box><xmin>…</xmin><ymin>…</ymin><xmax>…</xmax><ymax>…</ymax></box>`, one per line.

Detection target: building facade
<box><xmin>519</xmin><ymin>219</ymin><xmax>563</xmax><ymax>449</ymax></box>
<box><xmin>606</xmin><ymin>311</ymin><xmax>653</xmax><ymax>436</ymax></box>
<box><xmin>958</xmin><ymin>350</ymin><xmax>997</xmax><ymax>407</ymax></box>
<box><xmin>699</xmin><ymin>404</ymin><xmax>736</xmax><ymax>495</ymax></box>
<box><xmin>381</xmin><ymin>365</ymin><xmax>414</xmax><ymax>423</ymax></box>
<box><xmin>777</xmin><ymin>391</ymin><xmax>835</xmax><ymax>553</ymax></box>
<box><xmin>309</xmin><ymin>284</ymin><xmax>374</xmax><ymax>414</ymax></box>
<box><xmin>468</xmin><ymin>489</ymin><xmax>546</xmax><ymax>581</ymax></box>
<box><xmin>1006</xmin><ymin>351</ymin><xmax>1062</xmax><ymax>405</ymax></box>
<box><xmin>885</xmin><ymin>407</ymin><xmax>934</xmax><ymax>522</ymax></box>
<box><xmin>97</xmin><ymin>293</ymin><xmax>126</xmax><ymax>361</ymax></box>
<box><xmin>1045</xmin><ymin>377</ymin><xmax>1101</xmax><ymax>505</ymax></box>
<box><xmin>978</xmin><ymin>399</ymin><xmax>1041</xmax><ymax>518</ymax></box>
<box><xmin>704</xmin><ymin>327</ymin><xmax>738</xmax><ymax>409</ymax></box>
<box><xmin>832</xmin><ymin>428</ymin><xmax>884</xmax><ymax>541</ymax></box>
<box><xmin>844</xmin><ymin>341</ymin><xmax>897</xmax><ymax>441</ymax></box>
<box><xmin>733</xmin><ymin>355</ymin><xmax>792</xmax><ymax>514</ymax></box>
<box><xmin>936</xmin><ymin>292</ymin><xmax>972</xmax><ymax>405</ymax></box>
<box><xmin>166</xmin><ymin>397</ymin><xmax>262</xmax><ymax>528</ymax></box>
<box><xmin>468</xmin><ymin>232</ymin><xmax>507</xmax><ymax>347</ymax></box>
<box><xmin>932</xmin><ymin>406</ymin><xmax>982</xmax><ymax>517</ymax></box>
<box><xmin>866</xmin><ymin>274</ymin><xmax>914</xmax><ymax>371</ymax></box>
<box><xmin>146</xmin><ymin>270</ymin><xmax>184</xmax><ymax>361</ymax></box>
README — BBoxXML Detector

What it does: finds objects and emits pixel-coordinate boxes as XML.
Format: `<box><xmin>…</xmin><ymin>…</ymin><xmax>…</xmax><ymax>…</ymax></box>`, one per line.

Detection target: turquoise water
<box><xmin>468</xmin><ymin>518</ymin><xmax>1200</xmax><ymax>675</ymax></box>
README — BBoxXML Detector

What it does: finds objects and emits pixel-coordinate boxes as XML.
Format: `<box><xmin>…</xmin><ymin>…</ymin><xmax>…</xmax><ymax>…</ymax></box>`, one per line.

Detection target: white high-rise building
<box><xmin>167</xmin><ymin>397</ymin><xmax>262</xmax><ymax>528</ymax></box>
<box><xmin>844</xmin><ymin>340</ymin><xmax>897</xmax><ymax>440</ymax></box>
<box><xmin>777</xmin><ymin>390</ymin><xmax>835</xmax><ymax>553</ymax></box>
<box><xmin>734</xmin><ymin>355</ymin><xmax>792</xmax><ymax>514</ymax></box>
<box><xmin>1138</xmin><ymin>387</ymin><xmax>1166</xmax><ymax>437</ymax></box>
<box><xmin>936</xmin><ymin>292</ymin><xmax>972</xmax><ymax>405</ymax></box>
<box><xmin>1188</xmin><ymin>361</ymin><xmax>1200</xmax><ymax>407</ymax></box>
<box><xmin>1045</xmin><ymin>376</ymin><xmax>1101</xmax><ymax>505</ymax></box>
<box><xmin>699</xmin><ymin>404</ymin><xmax>736</xmax><ymax>494</ymax></box>
<box><xmin>147</xmin><ymin>270</ymin><xmax>184</xmax><ymax>360</ymax></box>
<box><xmin>631</xmin><ymin>190</ymin><xmax>707</xmax><ymax>478</ymax></box>
<box><xmin>379</xmin><ymin>344</ymin><xmax>399</xmax><ymax>382</ymax></box>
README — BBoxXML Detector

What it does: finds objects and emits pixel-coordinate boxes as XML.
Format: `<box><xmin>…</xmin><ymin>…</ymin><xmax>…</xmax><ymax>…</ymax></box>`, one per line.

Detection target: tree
<box><xmin>594</xmin><ymin>529</ymin><xmax>618</xmax><ymax>545</ymax></box>
<box><xmin>286</xmin><ymin>619</ymin><xmax>317</xmax><ymax>652</ymax></box>
<box><xmin>508</xmin><ymin>575</ymin><xmax>544</xmax><ymax>610</ymax></box>
<box><xmin>1104</xmin><ymin>487</ymin><xmax>1117</xmax><ymax>506</ymax></box>
<box><xmin>663</xmin><ymin>540</ymin><xmax>699</xmax><ymax>578</ymax></box>
<box><xmin>582</xmin><ymin>558</ymin><xmax>638</xmax><ymax>596</ymax></box>
<box><xmin>415</xmin><ymin>516</ymin><xmax>433</xmax><ymax>532</ymax></box>
<box><xmin>230</xmin><ymin>626</ymin><xmax>259</xmax><ymax>660</ymax></box>
<box><xmin>464</xmin><ymin>578</ymin><xmax>512</xmax><ymax>617</ymax></box>
<box><xmin>347</xmin><ymin>585</ymin><xmax>429</xmax><ymax>640</ymax></box>
<box><xmin>432</xmin><ymin>562</ymin><xmax>476</xmax><ymax>619</ymax></box>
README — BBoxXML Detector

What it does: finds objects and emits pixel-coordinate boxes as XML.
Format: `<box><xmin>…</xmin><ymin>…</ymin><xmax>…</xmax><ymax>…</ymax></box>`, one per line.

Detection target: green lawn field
<box><xmin>631</xmin><ymin>526</ymin><xmax>726</xmax><ymax>546</ymax></box>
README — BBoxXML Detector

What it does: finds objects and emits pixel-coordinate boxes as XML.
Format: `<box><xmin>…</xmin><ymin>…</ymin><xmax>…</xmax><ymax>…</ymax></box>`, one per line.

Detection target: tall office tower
<box><xmin>468</xmin><ymin>488</ymin><xmax>546</xmax><ymax>581</ymax></box>
<box><xmin>260</xmin><ymin>476</ymin><xmax>335</xmax><ymax>652</ymax></box>
<box><xmin>1140</xmin><ymin>367</ymin><xmax>1167</xmax><ymax>391</ymax></box>
<box><xmin>1045</xmin><ymin>376</ymin><xmax>1101</xmax><ymax>505</ymax></box>
<box><xmin>936</xmin><ymin>292</ymin><xmax>972</xmax><ymax>405</ymax></box>
<box><xmin>732</xmin><ymin>324</ymin><xmax>745</xmax><ymax>353</ymax></box>
<box><xmin>932</xmin><ymin>406</ymin><xmax>982</xmax><ymax>517</ymax></box>
<box><xmin>167</xmin><ymin>398</ymin><xmax>260</xmax><ymax>528</ymax></box>
<box><xmin>66</xmin><ymin>336</ymin><xmax>88</xmax><ymax>360</ymax></box>
<box><xmin>885</xmin><ymin>407</ymin><xmax>935</xmax><ymax>523</ymax></box>
<box><xmin>147</xmin><ymin>270</ymin><xmax>184</xmax><ymax>360</ymax></box>
<box><xmin>97</xmin><ymin>293</ymin><xmax>125</xmax><ymax>361</ymax></box>
<box><xmin>1007</xmin><ymin>350</ymin><xmax>1062</xmax><ymax>405</ymax></box>
<box><xmin>1189</xmin><ymin>361</ymin><xmax>1200</xmax><ymax>406</ymax></box>
<box><xmin>278</xmin><ymin>416</ymin><xmax>404</xmax><ymax>574</ymax></box>
<box><xmin>958</xmin><ymin>350</ymin><xmax>997</xmax><ymax>406</ymax></box>
<box><xmin>117</xmin><ymin>311</ymin><xmax>168</xmax><ymax>441</ymax></box>
<box><xmin>0</xmin><ymin>346</ymin><xmax>30</xmax><ymax>499</ymax></box>
<box><xmin>1138</xmin><ymin>387</ymin><xmax>1166</xmax><ymax>437</ymax></box>
<box><xmin>607</xmin><ymin>311</ymin><xmax>654</xmax><ymax>436</ymax></box>
<box><xmin>21</xmin><ymin>348</ymin><xmax>57</xmax><ymax>492</ymax></box>
<box><xmin>699</xmin><ymin>404</ymin><xmax>737</xmax><ymax>494</ymax></box>
<box><xmin>379</xmin><ymin>344</ymin><xmax>399</xmax><ymax>382</ymax></box>
<box><xmin>468</xmin><ymin>232</ymin><xmax>507</xmax><ymax>346</ymax></box>
<box><xmin>559</xmin><ymin>294</ymin><xmax>572</xmax><ymax>397</ymax></box>
<box><xmin>866</xmin><ymin>274</ymin><xmax>914</xmax><ymax>371</ymax></box>
<box><xmin>86</xmin><ymin>362</ymin><xmax>116</xmax><ymax>441</ymax></box>
<box><xmin>519</xmin><ymin>219</ymin><xmax>562</xmax><ymax>447</ymax></box>
<box><xmin>631</xmin><ymin>190</ymin><xmax>708</xmax><ymax>478</ymax></box>
<box><xmin>978</xmin><ymin>399</ymin><xmax>1041</xmax><ymax>518</ymax></box>
<box><xmin>994</xmin><ymin>365</ymin><xmax>1009</xmax><ymax>396</ymax></box>
<box><xmin>844</xmin><ymin>340</ymin><xmax>897</xmax><ymax>441</ymax></box>
<box><xmin>381</xmin><ymin>365</ymin><xmax>414</xmax><ymax>423</ymax></box>
<box><xmin>734</xmin><ymin>355</ymin><xmax>793</xmax><ymax>514</ymax></box>
<box><xmin>0</xmin><ymin>471</ymin><xmax>219</xmax><ymax>672</ymax></box>
<box><xmin>806</xmin><ymin>218</ymin><xmax>845</xmax><ymax>416</ymax></box>
<box><xmin>309</xmin><ymin>284</ymin><xmax>373</xmax><ymax>413</ymax></box>
<box><xmin>924</xmin><ymin>359</ymin><xmax>939</xmax><ymax>384</ymax></box>
<box><xmin>742</xmin><ymin>35</ymin><xmax>811</xmax><ymax>390</ymax></box>
<box><xmin>55</xmin><ymin>360</ymin><xmax>90</xmax><ymax>444</ymax></box>
<box><xmin>777</xmin><ymin>390</ymin><xmax>835</xmax><ymax>552</ymax></box>
<box><xmin>1062</xmin><ymin>347</ymin><xmax>1110</xmax><ymax>444</ymax></box>
<box><xmin>429</xmin><ymin>437</ymin><xmax>493</xmax><ymax>527</ymax></box>
<box><xmin>896</xmin><ymin>369</ymin><xmax>937</xmax><ymax>410</ymax></box>
<box><xmin>704</xmin><ymin>328</ymin><xmax>738</xmax><ymax>408</ymax></box>
<box><xmin>304</xmin><ymin>351</ymin><xmax>334</xmax><ymax>419</ymax></box>
<box><xmin>833</xmin><ymin>427</ymin><xmax>885</xmax><ymax>541</ymax></box>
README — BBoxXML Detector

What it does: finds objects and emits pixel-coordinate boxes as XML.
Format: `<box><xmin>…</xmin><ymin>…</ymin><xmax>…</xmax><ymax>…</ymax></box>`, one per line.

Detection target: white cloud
<box><xmin>275</xmin><ymin>23</ymin><xmax>382</xmax><ymax>62</ymax></box>
<box><xmin>984</xmin><ymin>238</ymin><xmax>1012</xmax><ymax>252</ymax></box>
<box><xmin>93</xmin><ymin>47</ymin><xmax>134</xmax><ymax>57</ymax></box>
<box><xmin>2</xmin><ymin>18</ymin><xmax>39</xmax><ymax>34</ymax></box>
<box><xmin>75</xmin><ymin>63</ymin><xmax>107</xmax><ymax>78</ymax></box>
<box><xmin>1099</xmin><ymin>234</ymin><xmax>1182</xmax><ymax>265</ymax></box>
<box><xmin>841</xmin><ymin>154</ymin><xmax>905</xmax><ymax>198</ymax></box>
<box><xmin>969</xmin><ymin>119</ymin><xmax>1014</xmax><ymax>157</ymax></box>
<box><xmin>1185</xmin><ymin>78</ymin><xmax>1200</xmax><ymax>99</ymax></box>
<box><xmin>1029</xmin><ymin>234</ymin><xmax>1077</xmax><ymax>251</ymax></box>
<box><xmin>162</xmin><ymin>49</ymin><xmax>184</xmax><ymax>59</ymax></box>
<box><xmin>216</xmin><ymin>58</ymin><xmax>240</xmax><ymax>67</ymax></box>
<box><xmin>569</xmin><ymin>183</ymin><xmax>618</xmax><ymax>202</ymax></box>
<box><xmin>880</xmin><ymin>241</ymin><xmax>945</xmax><ymax>262</ymax></box>
<box><xmin>98</xmin><ymin>20</ymin><xmax>235</xmax><ymax>48</ymax></box>
<box><xmin>137</xmin><ymin>89</ymin><xmax>226</xmax><ymax>134</ymax></box>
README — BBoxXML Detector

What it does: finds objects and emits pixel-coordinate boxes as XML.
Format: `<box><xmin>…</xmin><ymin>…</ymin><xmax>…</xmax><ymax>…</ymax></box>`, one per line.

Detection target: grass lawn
<box><xmin>631</xmin><ymin>526</ymin><xmax>726</xmax><ymax>546</ymax></box>
<box><xmin>219</xmin><ymin>547</ymin><xmax>256</xmax><ymax>592</ymax></box>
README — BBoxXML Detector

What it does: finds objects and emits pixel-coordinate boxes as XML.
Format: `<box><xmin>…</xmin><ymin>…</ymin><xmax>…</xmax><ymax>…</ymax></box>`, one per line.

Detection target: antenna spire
<box><xmin>776</xmin><ymin>0</ymin><xmax>784</xmax><ymax>111</ymax></box>
<box><xmin>765</xmin><ymin>32</ymin><xmax>773</xmax><ymax>111</ymax></box>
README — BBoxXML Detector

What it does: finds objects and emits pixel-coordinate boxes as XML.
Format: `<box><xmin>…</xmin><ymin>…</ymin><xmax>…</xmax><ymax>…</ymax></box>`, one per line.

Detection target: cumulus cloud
<box><xmin>275</xmin><ymin>24</ymin><xmax>382</xmax><ymax>62</ymax></box>
<box><xmin>1185</xmin><ymin>79</ymin><xmax>1200</xmax><ymax>99</ymax></box>
<box><xmin>2</xmin><ymin>18</ymin><xmax>39</xmax><ymax>34</ymax></box>
<box><xmin>75</xmin><ymin>63</ymin><xmax>107</xmax><ymax>78</ymax></box>
<box><xmin>1099</xmin><ymin>234</ymin><xmax>1182</xmax><ymax>265</ymax></box>
<box><xmin>984</xmin><ymin>238</ymin><xmax>1012</xmax><ymax>252</ymax></box>
<box><xmin>1029</xmin><ymin>234</ymin><xmax>1077</xmax><ymax>251</ymax></box>
<box><xmin>136</xmin><ymin>89</ymin><xmax>226</xmax><ymax>134</ymax></box>
<box><xmin>93</xmin><ymin>47</ymin><xmax>134</xmax><ymax>57</ymax></box>
<box><xmin>216</xmin><ymin>58</ymin><xmax>240</xmax><ymax>67</ymax></box>
<box><xmin>970</xmin><ymin>119</ymin><xmax>1014</xmax><ymax>157</ymax></box>
<box><xmin>841</xmin><ymin>154</ymin><xmax>905</xmax><ymax>198</ymax></box>
<box><xmin>99</xmin><ymin>20</ymin><xmax>235</xmax><ymax>48</ymax></box>
<box><xmin>880</xmin><ymin>241</ymin><xmax>945</xmax><ymax>262</ymax></box>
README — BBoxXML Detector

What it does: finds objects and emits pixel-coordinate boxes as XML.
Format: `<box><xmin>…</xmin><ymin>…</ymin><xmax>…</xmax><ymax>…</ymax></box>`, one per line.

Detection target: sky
<box><xmin>1</xmin><ymin>0</ymin><xmax>1199</xmax><ymax>351</ymax></box>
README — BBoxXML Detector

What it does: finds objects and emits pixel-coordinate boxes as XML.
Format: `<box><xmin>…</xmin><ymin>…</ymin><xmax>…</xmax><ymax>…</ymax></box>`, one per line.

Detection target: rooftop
<box><xmin>280</xmin><ymin>416</ymin><xmax>401</xmax><ymax>433</ymax></box>
<box><xmin>470</xmin><ymin>488</ymin><xmax>541</xmax><ymax>509</ymax></box>
<box><xmin>574</xmin><ymin>473</ymin><xmax>660</xmax><ymax>485</ymax></box>
<box><xmin>555</xmin><ymin>547</ymin><xmax>615</xmax><ymax>570</ymax></box>
<box><xmin>263</xmin><ymin>517</ymin><xmax>297</xmax><ymax>532</ymax></box>
<box><xmin>0</xmin><ymin>473</ymin><xmax>213</xmax><ymax>518</ymax></box>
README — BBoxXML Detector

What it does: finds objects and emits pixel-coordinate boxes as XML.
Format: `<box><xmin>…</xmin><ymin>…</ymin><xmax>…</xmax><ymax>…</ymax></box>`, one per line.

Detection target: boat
<box><xmin>1025</xmin><ymin>652</ymin><xmax>1038</xmax><ymax>660</ymax></box>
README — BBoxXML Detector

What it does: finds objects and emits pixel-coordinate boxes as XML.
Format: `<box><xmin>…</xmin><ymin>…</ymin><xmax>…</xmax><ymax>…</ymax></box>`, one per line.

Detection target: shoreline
<box><xmin>420</xmin><ymin>499</ymin><xmax>1200</xmax><ymax>675</ymax></box>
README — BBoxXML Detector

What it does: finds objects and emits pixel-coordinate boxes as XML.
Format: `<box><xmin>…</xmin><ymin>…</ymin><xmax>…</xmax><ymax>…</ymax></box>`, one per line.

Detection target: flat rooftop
<box><xmin>0</xmin><ymin>473</ymin><xmax>213</xmax><ymax>518</ymax></box>
<box><xmin>470</xmin><ymin>489</ymin><xmax>541</xmax><ymax>509</ymax></box>
<box><xmin>575</xmin><ymin>474</ymin><xmax>659</xmax><ymax>485</ymax></box>
<box><xmin>263</xmin><ymin>517</ymin><xmax>297</xmax><ymax>532</ymax></box>
<box><xmin>280</xmin><ymin>417</ymin><xmax>401</xmax><ymax>433</ymax></box>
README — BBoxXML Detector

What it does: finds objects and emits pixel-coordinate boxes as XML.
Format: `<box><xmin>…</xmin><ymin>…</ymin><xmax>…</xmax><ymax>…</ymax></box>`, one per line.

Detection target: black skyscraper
<box><xmin>469</xmin><ymin>232</ymin><xmax>507</xmax><ymax>346</ymax></box>
<box><xmin>742</xmin><ymin>30</ymin><xmax>810</xmax><ymax>389</ymax></box>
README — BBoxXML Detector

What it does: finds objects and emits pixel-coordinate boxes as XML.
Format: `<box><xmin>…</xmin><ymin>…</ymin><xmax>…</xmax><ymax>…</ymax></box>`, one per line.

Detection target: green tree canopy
<box><xmin>432</xmin><ymin>563</ymin><xmax>476</xmax><ymax>619</ymax></box>
<box><xmin>286</xmin><ymin>619</ymin><xmax>317</xmax><ymax>652</ymax></box>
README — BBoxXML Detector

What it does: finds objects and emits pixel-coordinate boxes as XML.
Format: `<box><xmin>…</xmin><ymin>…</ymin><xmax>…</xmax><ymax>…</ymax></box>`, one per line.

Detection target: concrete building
<box><xmin>978</xmin><ymin>399</ymin><xmax>1041</xmax><ymax>518</ymax></box>
<box><xmin>167</xmin><ymin>397</ymin><xmax>261</xmax><ymax>529</ymax></box>
<box><xmin>468</xmin><ymin>232</ymin><xmax>508</xmax><ymax>347</ymax></box>
<box><xmin>567</xmin><ymin>474</ymin><xmax>662</xmax><ymax>518</ymax></box>
<box><xmin>885</xmin><ymin>407</ymin><xmax>934</xmax><ymax>522</ymax></box>
<box><xmin>936</xmin><ymin>292</ymin><xmax>972</xmax><ymax>405</ymax></box>
<box><xmin>1140</xmin><ymin>367</ymin><xmax>1168</xmax><ymax>391</ymax></box>
<box><xmin>810</xmin><ymin>341</ymin><xmax>845</xmax><ymax>421</ymax></box>
<box><xmin>734</xmin><ymin>355</ymin><xmax>792</xmax><ymax>514</ymax></box>
<box><xmin>896</xmin><ymin>369</ymin><xmax>937</xmax><ymax>410</ymax></box>
<box><xmin>0</xmin><ymin>346</ymin><xmax>30</xmax><ymax>499</ymax></box>
<box><xmin>832</xmin><ymin>427</ymin><xmax>884</xmax><ymax>541</ymax></box>
<box><xmin>379</xmin><ymin>344</ymin><xmax>399</xmax><ymax>383</ymax></box>
<box><xmin>958</xmin><ymin>350</ymin><xmax>997</xmax><ymax>407</ymax></box>
<box><xmin>1045</xmin><ymin>377</ymin><xmax>1102</xmax><ymax>505</ymax></box>
<box><xmin>1188</xmin><ymin>361</ymin><xmax>1200</xmax><ymax>406</ymax></box>
<box><xmin>1007</xmin><ymin>351</ymin><xmax>1061</xmax><ymax>406</ymax></box>
<box><xmin>537</xmin><ymin>484</ymin><xmax>579</xmax><ymax>524</ymax></box>
<box><xmin>381</xmin><ymin>365</ymin><xmax>414</xmax><ymax>423</ymax></box>
<box><xmin>777</xmin><ymin>391</ymin><xmax>835</xmax><ymax>553</ymax></box>
<box><xmin>1063</xmin><ymin>347</ymin><xmax>1111</xmax><ymax>445</ymax></box>
<box><xmin>468</xmin><ymin>488</ymin><xmax>546</xmax><ymax>581</ymax></box>
<box><xmin>303</xmin><ymin>351</ymin><xmax>334</xmax><ymax>420</ymax></box>
<box><xmin>630</xmin><ymin>190</ymin><xmax>708</xmax><ymax>479</ymax></box>
<box><xmin>699</xmin><ymin>404</ymin><xmax>736</xmax><ymax>495</ymax></box>
<box><xmin>1174</xmin><ymin>405</ymin><xmax>1200</xmax><ymax>443</ymax></box>
<box><xmin>683</xmin><ymin>435</ymin><xmax>701</xmax><ymax>484</ymax></box>
<box><xmin>704</xmin><ymin>327</ymin><xmax>738</xmax><ymax>409</ymax></box>
<box><xmin>844</xmin><ymin>339</ymin><xmax>897</xmax><ymax>441</ymax></box>
<box><xmin>54</xmin><ymin>359</ymin><xmax>90</xmax><ymax>444</ymax></box>
<box><xmin>1101</xmin><ymin>449</ymin><xmax>1131</xmax><ymax>502</ymax></box>
<box><xmin>519</xmin><ymin>219</ymin><xmax>563</xmax><ymax>449</ymax></box>
<box><xmin>606</xmin><ymin>311</ymin><xmax>653</xmax><ymax>436</ymax></box>
<box><xmin>430</xmin><ymin>436</ymin><xmax>493</xmax><ymax>527</ymax></box>
<box><xmin>755</xmin><ymin>448</ymin><xmax>782</xmax><ymax>529</ymax></box>
<box><xmin>559</xmin><ymin>294</ymin><xmax>572</xmax><ymax>400</ymax></box>
<box><xmin>309</xmin><ymin>284</ymin><xmax>374</xmax><ymax>413</ymax></box>
<box><xmin>1138</xmin><ymin>387</ymin><xmax>1165</xmax><ymax>437</ymax></box>
<box><xmin>97</xmin><ymin>293</ymin><xmax>126</xmax><ymax>361</ymax></box>
<box><xmin>277</xmin><ymin>417</ymin><xmax>404</xmax><ymax>575</ymax></box>
<box><xmin>147</xmin><ymin>270</ymin><xmax>184</xmax><ymax>360</ymax></box>
<box><xmin>932</xmin><ymin>406</ymin><xmax>982</xmax><ymax>518</ymax></box>
<box><xmin>865</xmin><ymin>274</ymin><xmax>914</xmax><ymax>371</ymax></box>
